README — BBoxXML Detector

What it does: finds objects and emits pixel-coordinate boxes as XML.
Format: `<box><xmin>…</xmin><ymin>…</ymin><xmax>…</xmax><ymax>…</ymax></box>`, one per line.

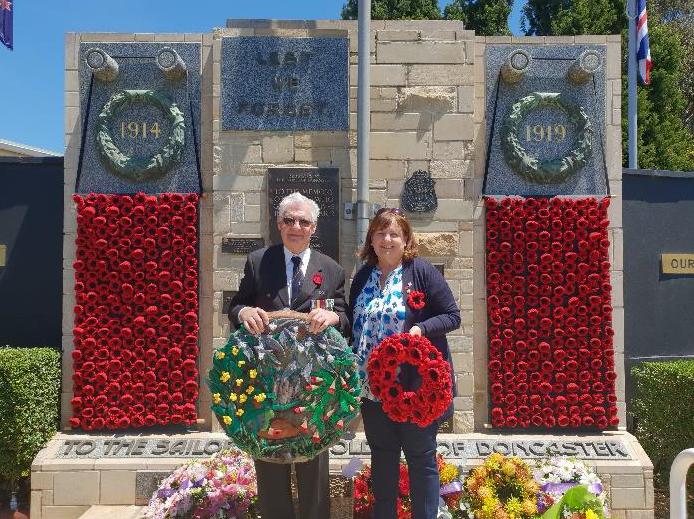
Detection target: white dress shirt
<box><xmin>284</xmin><ymin>246</ymin><xmax>311</xmax><ymax>302</ymax></box>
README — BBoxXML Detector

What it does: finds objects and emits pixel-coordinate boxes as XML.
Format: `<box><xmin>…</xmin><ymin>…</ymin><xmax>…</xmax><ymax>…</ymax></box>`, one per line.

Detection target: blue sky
<box><xmin>0</xmin><ymin>0</ymin><xmax>523</xmax><ymax>153</ymax></box>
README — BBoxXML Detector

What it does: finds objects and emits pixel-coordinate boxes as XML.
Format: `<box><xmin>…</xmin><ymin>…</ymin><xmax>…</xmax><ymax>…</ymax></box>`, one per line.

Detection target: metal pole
<box><xmin>627</xmin><ymin>0</ymin><xmax>638</xmax><ymax>169</ymax></box>
<box><xmin>670</xmin><ymin>448</ymin><xmax>694</xmax><ymax>519</ymax></box>
<box><xmin>356</xmin><ymin>0</ymin><xmax>371</xmax><ymax>249</ymax></box>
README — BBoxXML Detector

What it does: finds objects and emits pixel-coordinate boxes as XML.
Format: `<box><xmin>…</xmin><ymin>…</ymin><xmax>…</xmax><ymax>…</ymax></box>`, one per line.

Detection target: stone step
<box><xmin>77</xmin><ymin>505</ymin><xmax>145</xmax><ymax>519</ymax></box>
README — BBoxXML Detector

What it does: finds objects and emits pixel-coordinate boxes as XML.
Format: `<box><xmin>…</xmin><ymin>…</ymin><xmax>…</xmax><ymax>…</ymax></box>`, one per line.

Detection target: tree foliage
<box><xmin>522</xmin><ymin>0</ymin><xmax>694</xmax><ymax>170</ymax></box>
<box><xmin>647</xmin><ymin>0</ymin><xmax>694</xmax><ymax>131</ymax></box>
<box><xmin>443</xmin><ymin>0</ymin><xmax>513</xmax><ymax>36</ymax></box>
<box><xmin>341</xmin><ymin>0</ymin><xmax>441</xmax><ymax>20</ymax></box>
<box><xmin>626</xmin><ymin>24</ymin><xmax>694</xmax><ymax>170</ymax></box>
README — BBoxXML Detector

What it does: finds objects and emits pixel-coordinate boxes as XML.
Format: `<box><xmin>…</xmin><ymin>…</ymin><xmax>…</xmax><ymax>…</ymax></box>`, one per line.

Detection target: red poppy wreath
<box><xmin>367</xmin><ymin>333</ymin><xmax>452</xmax><ymax>427</ymax></box>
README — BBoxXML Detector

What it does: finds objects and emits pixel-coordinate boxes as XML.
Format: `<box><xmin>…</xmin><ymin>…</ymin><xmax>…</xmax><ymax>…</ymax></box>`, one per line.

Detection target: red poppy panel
<box><xmin>70</xmin><ymin>193</ymin><xmax>199</xmax><ymax>430</ymax></box>
<box><xmin>485</xmin><ymin>197</ymin><xmax>618</xmax><ymax>430</ymax></box>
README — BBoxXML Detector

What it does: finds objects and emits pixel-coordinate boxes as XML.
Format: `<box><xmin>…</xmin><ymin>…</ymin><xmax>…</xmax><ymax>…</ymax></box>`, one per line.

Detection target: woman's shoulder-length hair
<box><xmin>358</xmin><ymin>210</ymin><xmax>418</xmax><ymax>265</ymax></box>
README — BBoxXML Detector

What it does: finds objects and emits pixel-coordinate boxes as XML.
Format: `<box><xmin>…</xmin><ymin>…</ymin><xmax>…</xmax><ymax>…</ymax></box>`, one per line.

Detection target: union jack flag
<box><xmin>636</xmin><ymin>0</ymin><xmax>652</xmax><ymax>85</ymax></box>
<box><xmin>0</xmin><ymin>0</ymin><xmax>12</xmax><ymax>50</ymax></box>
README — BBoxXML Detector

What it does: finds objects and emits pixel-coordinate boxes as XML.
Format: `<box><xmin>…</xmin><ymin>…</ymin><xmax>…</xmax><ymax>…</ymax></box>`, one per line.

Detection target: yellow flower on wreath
<box><xmin>220</xmin><ymin>371</ymin><xmax>231</xmax><ymax>383</ymax></box>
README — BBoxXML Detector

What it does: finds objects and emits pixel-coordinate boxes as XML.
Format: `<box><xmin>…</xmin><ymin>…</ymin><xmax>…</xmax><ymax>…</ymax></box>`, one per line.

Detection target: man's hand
<box><xmin>238</xmin><ymin>306</ymin><xmax>270</xmax><ymax>335</ymax></box>
<box><xmin>409</xmin><ymin>325</ymin><xmax>422</xmax><ymax>337</ymax></box>
<box><xmin>307</xmin><ymin>308</ymin><xmax>340</xmax><ymax>334</ymax></box>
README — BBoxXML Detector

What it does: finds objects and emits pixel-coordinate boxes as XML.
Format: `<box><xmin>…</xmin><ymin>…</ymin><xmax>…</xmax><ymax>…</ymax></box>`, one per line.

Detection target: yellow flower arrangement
<box><xmin>222</xmin><ymin>415</ymin><xmax>232</xmax><ymax>425</ymax></box>
<box><xmin>237</xmin><ymin>360</ymin><xmax>246</xmax><ymax>368</ymax></box>
<box><xmin>440</xmin><ymin>462</ymin><xmax>459</xmax><ymax>485</ymax></box>
<box><xmin>245</xmin><ymin>385</ymin><xmax>255</xmax><ymax>394</ymax></box>
<box><xmin>239</xmin><ymin>394</ymin><xmax>247</xmax><ymax>404</ymax></box>
<box><xmin>231</xmin><ymin>346</ymin><xmax>239</xmax><ymax>356</ymax></box>
<box><xmin>220</xmin><ymin>371</ymin><xmax>231</xmax><ymax>383</ymax></box>
<box><xmin>213</xmin><ymin>393</ymin><xmax>221</xmax><ymax>404</ymax></box>
<box><xmin>215</xmin><ymin>351</ymin><xmax>226</xmax><ymax>359</ymax></box>
<box><xmin>249</xmin><ymin>369</ymin><xmax>257</xmax><ymax>379</ymax></box>
<box><xmin>462</xmin><ymin>453</ymin><xmax>539</xmax><ymax>519</ymax></box>
<box><xmin>236</xmin><ymin>409</ymin><xmax>244</xmax><ymax>416</ymax></box>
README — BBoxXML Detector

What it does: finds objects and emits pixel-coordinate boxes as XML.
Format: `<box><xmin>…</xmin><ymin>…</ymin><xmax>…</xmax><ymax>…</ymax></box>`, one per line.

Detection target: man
<box><xmin>228</xmin><ymin>191</ymin><xmax>348</xmax><ymax>519</ymax></box>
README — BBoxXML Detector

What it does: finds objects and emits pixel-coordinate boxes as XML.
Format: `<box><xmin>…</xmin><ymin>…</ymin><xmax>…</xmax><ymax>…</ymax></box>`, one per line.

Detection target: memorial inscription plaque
<box><xmin>267</xmin><ymin>167</ymin><xmax>340</xmax><ymax>261</ymax></box>
<box><xmin>221</xmin><ymin>237</ymin><xmax>265</xmax><ymax>255</ymax></box>
<box><xmin>221</xmin><ymin>37</ymin><xmax>348</xmax><ymax>131</ymax></box>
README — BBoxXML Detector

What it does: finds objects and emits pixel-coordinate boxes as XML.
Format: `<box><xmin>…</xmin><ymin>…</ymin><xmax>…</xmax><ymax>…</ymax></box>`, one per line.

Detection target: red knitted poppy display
<box><xmin>70</xmin><ymin>193</ymin><xmax>199</xmax><ymax>430</ymax></box>
<box><xmin>485</xmin><ymin>197</ymin><xmax>618</xmax><ymax>430</ymax></box>
<box><xmin>367</xmin><ymin>333</ymin><xmax>453</xmax><ymax>427</ymax></box>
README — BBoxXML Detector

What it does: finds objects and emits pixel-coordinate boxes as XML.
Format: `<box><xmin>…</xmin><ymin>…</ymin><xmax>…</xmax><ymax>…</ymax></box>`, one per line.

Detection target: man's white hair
<box><xmin>277</xmin><ymin>192</ymin><xmax>320</xmax><ymax>223</ymax></box>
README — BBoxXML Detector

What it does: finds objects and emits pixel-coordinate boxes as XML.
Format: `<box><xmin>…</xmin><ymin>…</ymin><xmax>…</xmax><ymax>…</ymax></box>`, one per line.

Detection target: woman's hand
<box><xmin>409</xmin><ymin>325</ymin><xmax>422</xmax><ymax>336</ymax></box>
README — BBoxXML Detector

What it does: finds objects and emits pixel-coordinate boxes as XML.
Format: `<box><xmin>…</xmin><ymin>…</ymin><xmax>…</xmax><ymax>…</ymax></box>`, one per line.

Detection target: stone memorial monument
<box><xmin>28</xmin><ymin>21</ymin><xmax>653</xmax><ymax>519</ymax></box>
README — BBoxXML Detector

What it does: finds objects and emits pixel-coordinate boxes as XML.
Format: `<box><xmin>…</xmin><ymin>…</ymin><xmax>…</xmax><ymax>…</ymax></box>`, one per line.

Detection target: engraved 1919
<box><xmin>120</xmin><ymin>121</ymin><xmax>162</xmax><ymax>140</ymax></box>
<box><xmin>525</xmin><ymin>124</ymin><xmax>567</xmax><ymax>143</ymax></box>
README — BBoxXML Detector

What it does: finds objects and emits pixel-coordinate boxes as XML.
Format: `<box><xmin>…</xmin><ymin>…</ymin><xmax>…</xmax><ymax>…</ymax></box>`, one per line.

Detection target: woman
<box><xmin>348</xmin><ymin>208</ymin><xmax>461</xmax><ymax>519</ymax></box>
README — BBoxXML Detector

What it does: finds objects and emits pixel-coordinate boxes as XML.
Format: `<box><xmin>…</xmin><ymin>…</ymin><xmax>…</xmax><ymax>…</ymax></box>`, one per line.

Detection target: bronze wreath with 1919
<box><xmin>501</xmin><ymin>92</ymin><xmax>593</xmax><ymax>185</ymax></box>
<box><xmin>95</xmin><ymin>89</ymin><xmax>185</xmax><ymax>182</ymax></box>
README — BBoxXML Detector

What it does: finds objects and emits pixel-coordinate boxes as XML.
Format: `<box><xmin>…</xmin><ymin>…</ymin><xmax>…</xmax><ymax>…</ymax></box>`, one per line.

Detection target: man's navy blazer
<box><xmin>227</xmin><ymin>244</ymin><xmax>349</xmax><ymax>335</ymax></box>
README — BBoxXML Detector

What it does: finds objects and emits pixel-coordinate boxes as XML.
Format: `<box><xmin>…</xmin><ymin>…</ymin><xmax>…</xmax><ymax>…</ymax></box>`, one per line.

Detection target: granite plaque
<box><xmin>268</xmin><ymin>167</ymin><xmax>340</xmax><ymax>261</ymax></box>
<box><xmin>221</xmin><ymin>237</ymin><xmax>265</xmax><ymax>255</ymax></box>
<box><xmin>55</xmin><ymin>436</ymin><xmax>631</xmax><ymax>461</ymax></box>
<box><xmin>484</xmin><ymin>45</ymin><xmax>608</xmax><ymax>196</ymax></box>
<box><xmin>221</xmin><ymin>37</ymin><xmax>348</xmax><ymax>131</ymax></box>
<box><xmin>77</xmin><ymin>42</ymin><xmax>201</xmax><ymax>194</ymax></box>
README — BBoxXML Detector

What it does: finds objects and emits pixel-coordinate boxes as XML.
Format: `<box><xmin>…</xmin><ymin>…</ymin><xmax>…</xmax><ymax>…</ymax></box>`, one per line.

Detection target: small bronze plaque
<box><xmin>662</xmin><ymin>254</ymin><xmax>694</xmax><ymax>274</ymax></box>
<box><xmin>402</xmin><ymin>170</ymin><xmax>437</xmax><ymax>213</ymax></box>
<box><xmin>0</xmin><ymin>244</ymin><xmax>5</xmax><ymax>267</ymax></box>
<box><xmin>222</xmin><ymin>237</ymin><xmax>265</xmax><ymax>255</ymax></box>
<box><xmin>437</xmin><ymin>419</ymin><xmax>453</xmax><ymax>433</ymax></box>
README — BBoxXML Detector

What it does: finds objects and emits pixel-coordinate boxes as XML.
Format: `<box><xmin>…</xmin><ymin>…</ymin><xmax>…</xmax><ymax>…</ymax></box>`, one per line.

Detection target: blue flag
<box><xmin>0</xmin><ymin>0</ymin><xmax>13</xmax><ymax>50</ymax></box>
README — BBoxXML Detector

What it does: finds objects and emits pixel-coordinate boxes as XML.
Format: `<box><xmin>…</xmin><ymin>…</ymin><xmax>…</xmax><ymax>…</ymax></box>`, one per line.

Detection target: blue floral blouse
<box><xmin>353</xmin><ymin>264</ymin><xmax>407</xmax><ymax>400</ymax></box>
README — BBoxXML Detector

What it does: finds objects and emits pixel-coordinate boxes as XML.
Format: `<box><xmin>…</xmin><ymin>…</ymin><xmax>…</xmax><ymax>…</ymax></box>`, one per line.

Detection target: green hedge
<box><xmin>0</xmin><ymin>347</ymin><xmax>61</xmax><ymax>482</ymax></box>
<box><xmin>632</xmin><ymin>360</ymin><xmax>694</xmax><ymax>477</ymax></box>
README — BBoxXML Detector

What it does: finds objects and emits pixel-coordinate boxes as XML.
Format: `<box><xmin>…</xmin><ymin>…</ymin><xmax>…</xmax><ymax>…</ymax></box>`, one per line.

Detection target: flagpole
<box><xmin>356</xmin><ymin>0</ymin><xmax>371</xmax><ymax>249</ymax></box>
<box><xmin>627</xmin><ymin>0</ymin><xmax>638</xmax><ymax>169</ymax></box>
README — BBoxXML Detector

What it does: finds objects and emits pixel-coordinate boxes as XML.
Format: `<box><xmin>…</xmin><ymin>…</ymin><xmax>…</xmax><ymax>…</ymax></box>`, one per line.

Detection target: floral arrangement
<box><xmin>70</xmin><ymin>193</ymin><xmax>199</xmax><ymax>430</ymax></box>
<box><xmin>367</xmin><ymin>333</ymin><xmax>453</xmax><ymax>427</ymax></box>
<box><xmin>535</xmin><ymin>457</ymin><xmax>608</xmax><ymax>518</ymax></box>
<box><xmin>209</xmin><ymin>316</ymin><xmax>361</xmax><ymax>463</ymax></box>
<box><xmin>352</xmin><ymin>454</ymin><xmax>466</xmax><ymax>519</ymax></box>
<box><xmin>461</xmin><ymin>452</ymin><xmax>539</xmax><ymax>519</ymax></box>
<box><xmin>485</xmin><ymin>197</ymin><xmax>618</xmax><ymax>429</ymax></box>
<box><xmin>143</xmin><ymin>448</ymin><xmax>257</xmax><ymax>519</ymax></box>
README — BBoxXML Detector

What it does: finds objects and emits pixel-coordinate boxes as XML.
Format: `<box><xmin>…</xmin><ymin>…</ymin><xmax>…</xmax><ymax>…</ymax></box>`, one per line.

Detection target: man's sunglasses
<box><xmin>375</xmin><ymin>207</ymin><xmax>404</xmax><ymax>216</ymax></box>
<box><xmin>282</xmin><ymin>217</ymin><xmax>313</xmax><ymax>228</ymax></box>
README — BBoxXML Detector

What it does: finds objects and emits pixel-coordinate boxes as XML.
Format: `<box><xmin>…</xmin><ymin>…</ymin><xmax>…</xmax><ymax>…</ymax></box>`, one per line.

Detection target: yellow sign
<box><xmin>661</xmin><ymin>254</ymin><xmax>694</xmax><ymax>274</ymax></box>
<box><xmin>0</xmin><ymin>245</ymin><xmax>5</xmax><ymax>267</ymax></box>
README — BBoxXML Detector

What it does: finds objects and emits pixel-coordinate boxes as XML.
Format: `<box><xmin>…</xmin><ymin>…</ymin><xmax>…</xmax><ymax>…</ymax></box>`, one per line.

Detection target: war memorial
<box><xmin>28</xmin><ymin>17</ymin><xmax>655</xmax><ymax>519</ymax></box>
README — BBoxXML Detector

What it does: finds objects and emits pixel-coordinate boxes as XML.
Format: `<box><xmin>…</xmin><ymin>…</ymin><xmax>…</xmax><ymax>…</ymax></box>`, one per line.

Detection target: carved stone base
<box><xmin>32</xmin><ymin>431</ymin><xmax>653</xmax><ymax>519</ymax></box>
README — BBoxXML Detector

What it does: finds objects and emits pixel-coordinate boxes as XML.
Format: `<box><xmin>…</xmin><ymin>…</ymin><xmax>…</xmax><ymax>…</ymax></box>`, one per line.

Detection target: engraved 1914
<box><xmin>120</xmin><ymin>121</ymin><xmax>162</xmax><ymax>140</ymax></box>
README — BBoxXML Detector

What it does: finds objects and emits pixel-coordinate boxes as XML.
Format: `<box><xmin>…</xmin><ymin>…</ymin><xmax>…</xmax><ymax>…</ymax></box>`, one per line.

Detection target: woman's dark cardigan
<box><xmin>347</xmin><ymin>257</ymin><xmax>462</xmax><ymax>420</ymax></box>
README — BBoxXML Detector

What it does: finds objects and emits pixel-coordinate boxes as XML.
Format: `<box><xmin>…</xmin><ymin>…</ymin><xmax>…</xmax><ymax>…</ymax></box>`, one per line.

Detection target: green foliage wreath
<box><xmin>208</xmin><ymin>314</ymin><xmax>361</xmax><ymax>463</ymax></box>
<box><xmin>95</xmin><ymin>89</ymin><xmax>185</xmax><ymax>182</ymax></box>
<box><xmin>501</xmin><ymin>92</ymin><xmax>593</xmax><ymax>185</ymax></box>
